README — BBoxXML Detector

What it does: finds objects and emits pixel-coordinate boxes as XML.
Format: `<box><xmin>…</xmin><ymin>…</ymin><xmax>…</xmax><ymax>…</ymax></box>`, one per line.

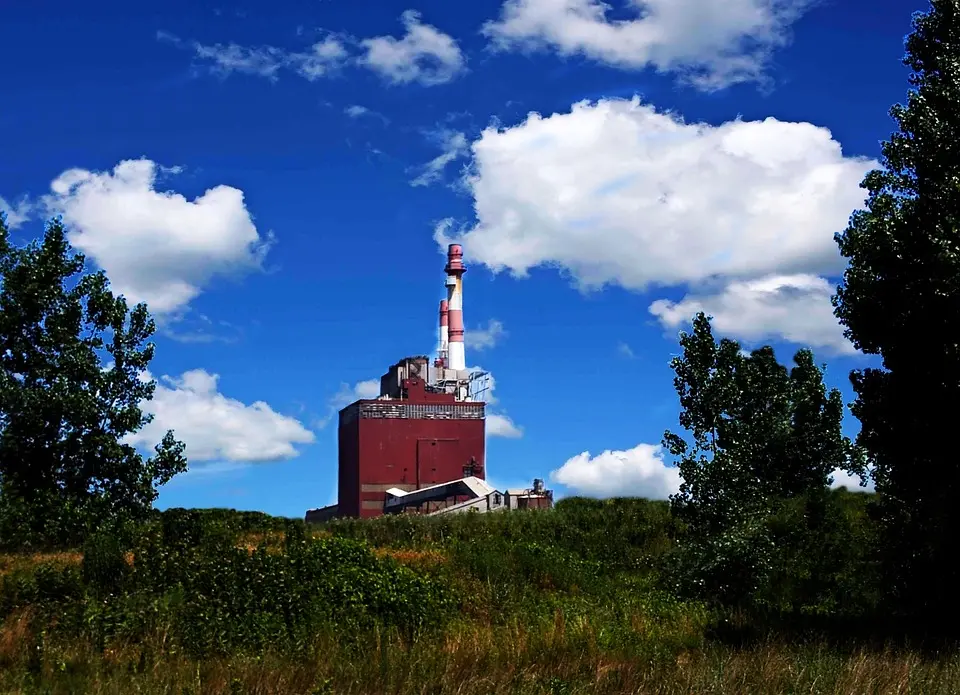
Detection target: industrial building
<box><xmin>305</xmin><ymin>244</ymin><xmax>553</xmax><ymax>522</ymax></box>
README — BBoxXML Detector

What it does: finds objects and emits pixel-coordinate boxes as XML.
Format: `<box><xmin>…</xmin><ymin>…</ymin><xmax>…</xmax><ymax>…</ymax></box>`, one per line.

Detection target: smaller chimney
<box><xmin>438</xmin><ymin>299</ymin><xmax>449</xmax><ymax>367</ymax></box>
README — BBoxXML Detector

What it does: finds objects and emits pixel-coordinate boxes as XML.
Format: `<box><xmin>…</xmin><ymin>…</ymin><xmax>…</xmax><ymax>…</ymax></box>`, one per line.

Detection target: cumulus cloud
<box><xmin>487</xmin><ymin>412</ymin><xmax>523</xmax><ymax>438</ymax></box>
<box><xmin>437</xmin><ymin>97</ymin><xmax>873</xmax><ymax>348</ymax></box>
<box><xmin>42</xmin><ymin>158</ymin><xmax>270</xmax><ymax>315</ymax></box>
<box><xmin>550</xmin><ymin>443</ymin><xmax>681</xmax><ymax>498</ymax></box>
<box><xmin>0</xmin><ymin>195</ymin><xmax>32</xmax><ymax>229</ymax></box>
<box><xmin>483</xmin><ymin>0</ymin><xmax>812</xmax><ymax>90</ymax></box>
<box><xmin>439</xmin><ymin>98</ymin><xmax>872</xmax><ymax>291</ymax></box>
<box><xmin>360</xmin><ymin>10</ymin><xmax>465</xmax><ymax>86</ymax></box>
<box><xmin>830</xmin><ymin>467</ymin><xmax>874</xmax><ymax>492</ymax></box>
<box><xmin>649</xmin><ymin>274</ymin><xmax>855</xmax><ymax>355</ymax></box>
<box><xmin>129</xmin><ymin>369</ymin><xmax>315</xmax><ymax>463</ymax></box>
<box><xmin>467</xmin><ymin>319</ymin><xmax>506</xmax><ymax>351</ymax></box>
<box><xmin>410</xmin><ymin>130</ymin><xmax>468</xmax><ymax>187</ymax></box>
<box><xmin>158</xmin><ymin>30</ymin><xmax>348</xmax><ymax>81</ymax></box>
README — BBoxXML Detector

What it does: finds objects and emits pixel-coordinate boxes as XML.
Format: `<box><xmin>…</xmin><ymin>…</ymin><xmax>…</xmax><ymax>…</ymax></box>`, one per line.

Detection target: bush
<box><xmin>81</xmin><ymin>531</ymin><xmax>130</xmax><ymax>598</ymax></box>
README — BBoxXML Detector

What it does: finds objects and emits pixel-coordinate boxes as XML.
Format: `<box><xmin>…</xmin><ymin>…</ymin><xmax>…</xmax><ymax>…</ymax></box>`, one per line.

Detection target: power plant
<box><xmin>305</xmin><ymin>244</ymin><xmax>553</xmax><ymax>522</ymax></box>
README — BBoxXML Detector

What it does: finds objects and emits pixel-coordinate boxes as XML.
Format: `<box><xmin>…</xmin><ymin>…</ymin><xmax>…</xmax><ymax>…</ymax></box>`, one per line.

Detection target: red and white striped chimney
<box><xmin>438</xmin><ymin>299</ymin><xmax>449</xmax><ymax>367</ymax></box>
<box><xmin>444</xmin><ymin>243</ymin><xmax>466</xmax><ymax>371</ymax></box>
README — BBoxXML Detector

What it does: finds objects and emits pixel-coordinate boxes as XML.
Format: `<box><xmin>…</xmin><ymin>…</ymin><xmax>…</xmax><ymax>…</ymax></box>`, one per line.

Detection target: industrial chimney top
<box><xmin>445</xmin><ymin>243</ymin><xmax>465</xmax><ymax>274</ymax></box>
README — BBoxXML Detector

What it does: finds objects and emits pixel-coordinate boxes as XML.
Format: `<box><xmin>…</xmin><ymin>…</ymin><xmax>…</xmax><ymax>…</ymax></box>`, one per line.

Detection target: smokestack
<box><xmin>444</xmin><ymin>243</ymin><xmax>466</xmax><ymax>371</ymax></box>
<box><xmin>438</xmin><ymin>299</ymin><xmax>449</xmax><ymax>367</ymax></box>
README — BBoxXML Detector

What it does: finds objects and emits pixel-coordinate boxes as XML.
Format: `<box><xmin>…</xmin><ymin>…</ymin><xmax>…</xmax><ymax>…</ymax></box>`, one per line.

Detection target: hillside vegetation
<box><xmin>4</xmin><ymin>496</ymin><xmax>953</xmax><ymax>695</ymax></box>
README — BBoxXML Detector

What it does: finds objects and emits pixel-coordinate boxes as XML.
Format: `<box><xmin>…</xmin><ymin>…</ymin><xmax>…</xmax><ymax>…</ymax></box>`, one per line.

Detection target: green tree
<box><xmin>832</xmin><ymin>0</ymin><xmax>960</xmax><ymax>624</ymax></box>
<box><xmin>0</xmin><ymin>214</ymin><xmax>186</xmax><ymax>547</ymax></box>
<box><xmin>662</xmin><ymin>313</ymin><xmax>859</xmax><ymax>605</ymax></box>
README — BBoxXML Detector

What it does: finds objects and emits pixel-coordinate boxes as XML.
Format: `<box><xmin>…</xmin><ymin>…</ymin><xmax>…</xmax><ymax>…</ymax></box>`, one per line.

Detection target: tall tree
<box><xmin>665</xmin><ymin>314</ymin><xmax>854</xmax><ymax>528</ymax></box>
<box><xmin>0</xmin><ymin>214</ymin><xmax>186</xmax><ymax>546</ymax></box>
<box><xmin>663</xmin><ymin>313</ymin><xmax>857</xmax><ymax>605</ymax></box>
<box><xmin>832</xmin><ymin>0</ymin><xmax>960</xmax><ymax>623</ymax></box>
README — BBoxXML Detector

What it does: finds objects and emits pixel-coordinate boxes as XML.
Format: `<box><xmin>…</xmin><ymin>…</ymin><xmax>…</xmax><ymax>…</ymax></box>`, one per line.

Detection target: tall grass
<box><xmin>1</xmin><ymin>622</ymin><xmax>958</xmax><ymax>694</ymax></box>
<box><xmin>0</xmin><ymin>496</ymin><xmax>954</xmax><ymax>694</ymax></box>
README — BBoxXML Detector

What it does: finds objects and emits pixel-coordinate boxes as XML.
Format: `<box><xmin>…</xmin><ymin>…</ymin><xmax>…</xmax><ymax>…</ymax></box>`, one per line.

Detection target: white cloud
<box><xmin>550</xmin><ymin>442</ymin><xmax>681</xmax><ymax>498</ymax></box>
<box><xmin>129</xmin><ymin>369</ymin><xmax>315</xmax><ymax>463</ymax></box>
<box><xmin>649</xmin><ymin>274</ymin><xmax>855</xmax><ymax>355</ymax></box>
<box><xmin>192</xmin><ymin>41</ymin><xmax>289</xmax><ymax>80</ymax></box>
<box><xmin>483</xmin><ymin>0</ymin><xmax>812</xmax><ymax>90</ymax></box>
<box><xmin>830</xmin><ymin>467</ymin><xmax>874</xmax><ymax>492</ymax></box>
<box><xmin>487</xmin><ymin>412</ymin><xmax>523</xmax><ymax>438</ymax></box>
<box><xmin>159</xmin><ymin>30</ymin><xmax>348</xmax><ymax>81</ymax></box>
<box><xmin>43</xmin><ymin>158</ymin><xmax>270</xmax><ymax>315</ymax></box>
<box><xmin>316</xmin><ymin>378</ymin><xmax>381</xmax><ymax>429</ymax></box>
<box><xmin>470</xmin><ymin>368</ymin><xmax>521</xmax><ymax>437</ymax></box>
<box><xmin>439</xmin><ymin>98</ymin><xmax>873</xmax><ymax>293</ymax></box>
<box><xmin>161</xmin><ymin>15</ymin><xmax>461</xmax><ymax>87</ymax></box>
<box><xmin>410</xmin><ymin>130</ymin><xmax>468</xmax><ymax>187</ymax></box>
<box><xmin>345</xmin><ymin>104</ymin><xmax>370</xmax><ymax>118</ymax></box>
<box><xmin>344</xmin><ymin>104</ymin><xmax>390</xmax><ymax>124</ymax></box>
<box><xmin>292</xmin><ymin>37</ymin><xmax>351</xmax><ymax>80</ymax></box>
<box><xmin>437</xmin><ymin>97</ymin><xmax>873</xmax><ymax>348</ymax></box>
<box><xmin>330</xmin><ymin>379</ymin><xmax>381</xmax><ymax>410</ymax></box>
<box><xmin>468</xmin><ymin>319</ymin><xmax>506</xmax><ymax>351</ymax></box>
<box><xmin>360</xmin><ymin>10</ymin><xmax>465</xmax><ymax>86</ymax></box>
<box><xmin>0</xmin><ymin>196</ymin><xmax>32</xmax><ymax>229</ymax></box>
<box><xmin>617</xmin><ymin>341</ymin><xmax>635</xmax><ymax>358</ymax></box>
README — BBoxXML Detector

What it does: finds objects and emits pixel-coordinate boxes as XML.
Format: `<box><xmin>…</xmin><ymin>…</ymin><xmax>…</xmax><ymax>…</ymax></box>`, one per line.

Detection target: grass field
<box><xmin>0</xmin><ymin>501</ymin><xmax>954</xmax><ymax>694</ymax></box>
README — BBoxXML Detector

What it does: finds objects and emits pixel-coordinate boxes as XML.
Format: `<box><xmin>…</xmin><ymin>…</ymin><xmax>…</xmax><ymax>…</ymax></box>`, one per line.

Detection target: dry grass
<box><xmin>0</xmin><ymin>551</ymin><xmax>82</xmax><ymax>577</ymax></box>
<box><xmin>373</xmin><ymin>547</ymin><xmax>447</xmax><ymax>569</ymax></box>
<box><xmin>1</xmin><ymin>611</ymin><xmax>958</xmax><ymax>695</ymax></box>
<box><xmin>235</xmin><ymin>531</ymin><xmax>286</xmax><ymax>553</ymax></box>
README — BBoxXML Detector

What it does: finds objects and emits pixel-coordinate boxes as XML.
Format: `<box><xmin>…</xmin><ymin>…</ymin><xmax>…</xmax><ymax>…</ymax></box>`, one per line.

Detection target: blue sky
<box><xmin>1</xmin><ymin>0</ymin><xmax>915</xmax><ymax>516</ymax></box>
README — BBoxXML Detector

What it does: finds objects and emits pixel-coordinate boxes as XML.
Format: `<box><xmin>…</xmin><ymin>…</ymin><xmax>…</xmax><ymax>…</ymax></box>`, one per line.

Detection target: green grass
<box><xmin>0</xmin><ymin>497</ymin><xmax>953</xmax><ymax>694</ymax></box>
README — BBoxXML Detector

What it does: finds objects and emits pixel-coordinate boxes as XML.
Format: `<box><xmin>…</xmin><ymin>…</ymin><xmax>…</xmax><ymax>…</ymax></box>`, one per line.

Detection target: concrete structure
<box><xmin>304</xmin><ymin>243</ymin><xmax>553</xmax><ymax>523</ymax></box>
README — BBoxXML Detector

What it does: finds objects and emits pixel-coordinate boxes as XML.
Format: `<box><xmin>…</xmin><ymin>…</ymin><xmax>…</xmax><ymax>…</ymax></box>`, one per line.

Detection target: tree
<box><xmin>0</xmin><ymin>213</ymin><xmax>186</xmax><ymax>547</ymax></box>
<box><xmin>662</xmin><ymin>313</ymin><xmax>859</xmax><ymax>605</ymax></box>
<box><xmin>832</xmin><ymin>0</ymin><xmax>960</xmax><ymax>625</ymax></box>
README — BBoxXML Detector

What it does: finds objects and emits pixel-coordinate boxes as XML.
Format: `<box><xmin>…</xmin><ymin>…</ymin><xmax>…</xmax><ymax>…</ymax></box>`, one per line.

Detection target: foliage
<box><xmin>0</xmin><ymin>500</ymin><xmax>950</xmax><ymax>694</ymax></box>
<box><xmin>832</xmin><ymin>0</ymin><xmax>960</xmax><ymax>625</ymax></box>
<box><xmin>0</xmin><ymin>214</ymin><xmax>187</xmax><ymax>549</ymax></box>
<box><xmin>320</xmin><ymin>497</ymin><xmax>679</xmax><ymax>582</ymax></box>
<box><xmin>661</xmin><ymin>313</ymin><xmax>861</xmax><ymax>606</ymax></box>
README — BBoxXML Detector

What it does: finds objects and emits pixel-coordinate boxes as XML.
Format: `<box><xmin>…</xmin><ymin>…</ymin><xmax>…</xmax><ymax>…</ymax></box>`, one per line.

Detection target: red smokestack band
<box><xmin>448</xmin><ymin>309</ymin><xmax>464</xmax><ymax>342</ymax></box>
<box><xmin>439</xmin><ymin>299</ymin><xmax>448</xmax><ymax>325</ymax></box>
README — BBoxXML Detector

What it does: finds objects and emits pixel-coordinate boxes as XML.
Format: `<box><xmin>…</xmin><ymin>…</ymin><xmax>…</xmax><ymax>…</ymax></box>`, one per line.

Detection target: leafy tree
<box><xmin>662</xmin><ymin>313</ymin><xmax>859</xmax><ymax>605</ymax></box>
<box><xmin>0</xmin><ymin>213</ymin><xmax>186</xmax><ymax>547</ymax></box>
<box><xmin>662</xmin><ymin>313</ymin><xmax>745</xmax><ymax>536</ymax></box>
<box><xmin>831</xmin><ymin>0</ymin><xmax>960</xmax><ymax>624</ymax></box>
